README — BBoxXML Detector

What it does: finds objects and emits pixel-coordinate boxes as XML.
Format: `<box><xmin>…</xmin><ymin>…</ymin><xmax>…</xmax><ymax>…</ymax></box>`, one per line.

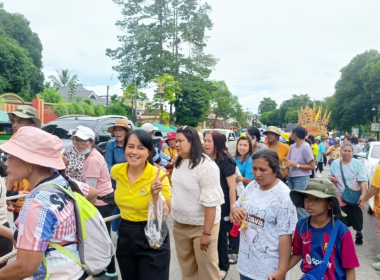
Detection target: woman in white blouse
<box><xmin>171</xmin><ymin>126</ymin><xmax>225</xmax><ymax>280</ymax></box>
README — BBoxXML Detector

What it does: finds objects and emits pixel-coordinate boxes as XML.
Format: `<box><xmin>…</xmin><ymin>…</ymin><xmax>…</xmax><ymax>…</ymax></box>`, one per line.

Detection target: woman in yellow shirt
<box><xmin>111</xmin><ymin>130</ymin><xmax>171</xmax><ymax>280</ymax></box>
<box><xmin>164</xmin><ymin>132</ymin><xmax>177</xmax><ymax>181</ymax></box>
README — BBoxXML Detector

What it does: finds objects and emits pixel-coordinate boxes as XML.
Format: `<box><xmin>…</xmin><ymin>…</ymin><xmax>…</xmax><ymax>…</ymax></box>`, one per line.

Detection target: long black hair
<box><xmin>204</xmin><ymin>130</ymin><xmax>231</xmax><ymax>164</ymax></box>
<box><xmin>175</xmin><ymin>126</ymin><xmax>206</xmax><ymax>169</ymax></box>
<box><xmin>247</xmin><ymin>126</ymin><xmax>261</xmax><ymax>141</ymax></box>
<box><xmin>252</xmin><ymin>149</ymin><xmax>282</xmax><ymax>179</ymax></box>
<box><xmin>123</xmin><ymin>130</ymin><xmax>154</xmax><ymax>165</ymax></box>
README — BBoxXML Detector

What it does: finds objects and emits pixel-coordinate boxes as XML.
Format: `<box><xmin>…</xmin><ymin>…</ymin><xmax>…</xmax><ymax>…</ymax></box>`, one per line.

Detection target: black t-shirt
<box><xmin>216</xmin><ymin>155</ymin><xmax>236</xmax><ymax>217</ymax></box>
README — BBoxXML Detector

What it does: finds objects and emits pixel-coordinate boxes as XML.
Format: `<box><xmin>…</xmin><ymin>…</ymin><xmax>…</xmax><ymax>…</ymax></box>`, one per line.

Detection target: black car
<box><xmin>42</xmin><ymin>115</ymin><xmax>135</xmax><ymax>154</ymax></box>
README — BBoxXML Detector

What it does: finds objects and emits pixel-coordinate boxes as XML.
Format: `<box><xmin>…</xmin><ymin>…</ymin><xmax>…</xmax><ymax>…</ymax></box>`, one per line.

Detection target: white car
<box><xmin>200</xmin><ymin>129</ymin><xmax>237</xmax><ymax>157</ymax></box>
<box><xmin>357</xmin><ymin>141</ymin><xmax>380</xmax><ymax>210</ymax></box>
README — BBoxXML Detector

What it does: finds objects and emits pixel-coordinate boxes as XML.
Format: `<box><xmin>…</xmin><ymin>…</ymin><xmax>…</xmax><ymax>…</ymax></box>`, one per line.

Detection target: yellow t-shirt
<box><xmin>111</xmin><ymin>162</ymin><xmax>171</xmax><ymax>221</ymax></box>
<box><xmin>370</xmin><ymin>165</ymin><xmax>380</xmax><ymax>216</ymax></box>
<box><xmin>264</xmin><ymin>141</ymin><xmax>290</xmax><ymax>178</ymax></box>
<box><xmin>311</xmin><ymin>144</ymin><xmax>319</xmax><ymax>161</ymax></box>
<box><xmin>164</xmin><ymin>147</ymin><xmax>177</xmax><ymax>160</ymax></box>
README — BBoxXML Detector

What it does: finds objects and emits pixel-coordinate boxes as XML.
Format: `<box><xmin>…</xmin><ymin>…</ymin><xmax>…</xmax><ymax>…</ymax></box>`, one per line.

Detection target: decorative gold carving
<box><xmin>298</xmin><ymin>102</ymin><xmax>331</xmax><ymax>136</ymax></box>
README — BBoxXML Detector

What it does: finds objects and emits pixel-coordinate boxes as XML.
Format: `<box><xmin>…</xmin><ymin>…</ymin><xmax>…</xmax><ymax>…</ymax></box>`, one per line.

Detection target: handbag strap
<box><xmin>339</xmin><ymin>159</ymin><xmax>348</xmax><ymax>189</ymax></box>
<box><xmin>315</xmin><ymin>220</ymin><xmax>341</xmax><ymax>274</ymax></box>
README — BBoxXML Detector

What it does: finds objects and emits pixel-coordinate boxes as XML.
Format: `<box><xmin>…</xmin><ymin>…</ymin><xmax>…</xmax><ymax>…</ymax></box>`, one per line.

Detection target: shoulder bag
<box><xmin>300</xmin><ymin>220</ymin><xmax>341</xmax><ymax>280</ymax></box>
<box><xmin>340</xmin><ymin>159</ymin><xmax>361</xmax><ymax>206</ymax></box>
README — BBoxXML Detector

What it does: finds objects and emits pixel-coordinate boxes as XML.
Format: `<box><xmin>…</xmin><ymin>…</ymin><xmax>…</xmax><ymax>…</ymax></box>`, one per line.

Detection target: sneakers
<box><xmin>316</xmin><ymin>174</ymin><xmax>322</xmax><ymax>178</ymax></box>
<box><xmin>355</xmin><ymin>232</ymin><xmax>363</xmax><ymax>245</ymax></box>
<box><xmin>105</xmin><ymin>272</ymin><xmax>118</xmax><ymax>278</ymax></box>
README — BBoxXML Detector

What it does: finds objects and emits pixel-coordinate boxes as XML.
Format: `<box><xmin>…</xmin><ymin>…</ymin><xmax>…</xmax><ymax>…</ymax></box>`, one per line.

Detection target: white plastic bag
<box><xmin>144</xmin><ymin>193</ymin><xmax>169</xmax><ymax>249</ymax></box>
<box><xmin>236</xmin><ymin>167</ymin><xmax>245</xmax><ymax>197</ymax></box>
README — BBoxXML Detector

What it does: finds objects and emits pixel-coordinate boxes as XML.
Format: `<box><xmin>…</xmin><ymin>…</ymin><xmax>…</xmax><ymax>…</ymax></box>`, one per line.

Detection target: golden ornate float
<box><xmin>298</xmin><ymin>102</ymin><xmax>331</xmax><ymax>137</ymax></box>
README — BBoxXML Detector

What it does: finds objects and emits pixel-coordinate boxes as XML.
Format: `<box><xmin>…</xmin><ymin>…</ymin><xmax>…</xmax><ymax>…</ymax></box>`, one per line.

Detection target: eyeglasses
<box><xmin>114</xmin><ymin>128</ymin><xmax>126</xmax><ymax>133</ymax></box>
<box><xmin>72</xmin><ymin>139</ymin><xmax>89</xmax><ymax>145</ymax></box>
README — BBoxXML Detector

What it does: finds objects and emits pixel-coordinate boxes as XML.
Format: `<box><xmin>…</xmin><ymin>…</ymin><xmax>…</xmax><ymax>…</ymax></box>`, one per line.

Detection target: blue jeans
<box><xmin>288</xmin><ymin>175</ymin><xmax>310</xmax><ymax>220</ymax></box>
<box><xmin>240</xmin><ymin>274</ymin><xmax>253</xmax><ymax>280</ymax></box>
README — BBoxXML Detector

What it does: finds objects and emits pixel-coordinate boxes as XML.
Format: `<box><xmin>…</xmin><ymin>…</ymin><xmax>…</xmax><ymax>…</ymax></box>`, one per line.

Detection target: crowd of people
<box><xmin>0</xmin><ymin>105</ymin><xmax>380</xmax><ymax>280</ymax></box>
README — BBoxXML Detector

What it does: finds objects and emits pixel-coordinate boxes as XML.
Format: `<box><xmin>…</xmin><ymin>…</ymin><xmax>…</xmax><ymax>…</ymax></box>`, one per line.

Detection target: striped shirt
<box><xmin>13</xmin><ymin>174</ymin><xmax>89</xmax><ymax>280</ymax></box>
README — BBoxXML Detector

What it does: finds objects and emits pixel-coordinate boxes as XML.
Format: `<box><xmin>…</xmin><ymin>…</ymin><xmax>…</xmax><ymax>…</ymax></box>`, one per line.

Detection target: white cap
<box><xmin>141</xmin><ymin>123</ymin><xmax>158</xmax><ymax>133</ymax></box>
<box><xmin>73</xmin><ymin>126</ymin><xmax>95</xmax><ymax>140</ymax></box>
<box><xmin>340</xmin><ymin>135</ymin><xmax>345</xmax><ymax>139</ymax></box>
<box><xmin>69</xmin><ymin>125</ymin><xmax>88</xmax><ymax>136</ymax></box>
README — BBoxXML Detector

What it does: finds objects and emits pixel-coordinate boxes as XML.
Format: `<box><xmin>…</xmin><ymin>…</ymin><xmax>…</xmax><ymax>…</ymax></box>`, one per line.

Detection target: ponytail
<box><xmin>58</xmin><ymin>170</ymin><xmax>84</xmax><ymax>196</ymax></box>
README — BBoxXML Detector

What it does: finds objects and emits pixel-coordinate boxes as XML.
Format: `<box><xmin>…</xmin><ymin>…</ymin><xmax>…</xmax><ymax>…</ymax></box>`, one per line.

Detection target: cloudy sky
<box><xmin>3</xmin><ymin>0</ymin><xmax>380</xmax><ymax>114</ymax></box>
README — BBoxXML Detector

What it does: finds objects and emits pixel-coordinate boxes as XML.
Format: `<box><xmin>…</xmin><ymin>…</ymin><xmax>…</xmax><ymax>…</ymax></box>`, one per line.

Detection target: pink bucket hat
<box><xmin>0</xmin><ymin>126</ymin><xmax>65</xmax><ymax>170</ymax></box>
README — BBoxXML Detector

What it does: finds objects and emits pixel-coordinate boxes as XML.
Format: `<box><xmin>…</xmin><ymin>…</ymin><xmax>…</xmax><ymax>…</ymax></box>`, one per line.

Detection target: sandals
<box><xmin>228</xmin><ymin>254</ymin><xmax>238</xmax><ymax>265</ymax></box>
<box><xmin>372</xmin><ymin>262</ymin><xmax>380</xmax><ymax>270</ymax></box>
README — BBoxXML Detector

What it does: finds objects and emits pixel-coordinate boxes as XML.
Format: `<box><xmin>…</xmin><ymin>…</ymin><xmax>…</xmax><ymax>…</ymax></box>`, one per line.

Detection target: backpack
<box><xmin>38</xmin><ymin>182</ymin><xmax>115</xmax><ymax>276</ymax></box>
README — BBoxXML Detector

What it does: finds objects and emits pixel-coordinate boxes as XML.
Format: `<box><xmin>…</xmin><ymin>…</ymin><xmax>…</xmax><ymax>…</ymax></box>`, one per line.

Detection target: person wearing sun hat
<box><xmin>6</xmin><ymin>105</ymin><xmax>42</xmax><ymax>222</ymax></box>
<box><xmin>0</xmin><ymin>126</ymin><xmax>90</xmax><ymax>279</ymax></box>
<box><xmin>286</xmin><ymin>179</ymin><xmax>359</xmax><ymax>280</ymax></box>
<box><xmin>105</xmin><ymin>119</ymin><xmax>131</xmax><ymax>176</ymax></box>
<box><xmin>164</xmin><ymin>132</ymin><xmax>177</xmax><ymax>181</ymax></box>
<box><xmin>263</xmin><ymin>126</ymin><xmax>290</xmax><ymax>183</ymax></box>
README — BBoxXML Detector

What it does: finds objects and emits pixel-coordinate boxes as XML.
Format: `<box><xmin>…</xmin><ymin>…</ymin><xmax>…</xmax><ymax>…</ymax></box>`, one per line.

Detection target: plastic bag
<box><xmin>144</xmin><ymin>193</ymin><xmax>169</xmax><ymax>249</ymax></box>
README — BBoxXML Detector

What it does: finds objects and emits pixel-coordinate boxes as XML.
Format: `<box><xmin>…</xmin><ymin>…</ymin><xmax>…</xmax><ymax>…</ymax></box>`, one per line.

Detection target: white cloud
<box><xmin>4</xmin><ymin>0</ymin><xmax>380</xmax><ymax>115</ymax></box>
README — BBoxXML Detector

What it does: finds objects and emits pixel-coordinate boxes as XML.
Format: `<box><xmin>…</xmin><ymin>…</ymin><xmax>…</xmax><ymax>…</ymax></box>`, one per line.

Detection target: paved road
<box><xmin>6</xmin><ymin>164</ymin><xmax>380</xmax><ymax>279</ymax></box>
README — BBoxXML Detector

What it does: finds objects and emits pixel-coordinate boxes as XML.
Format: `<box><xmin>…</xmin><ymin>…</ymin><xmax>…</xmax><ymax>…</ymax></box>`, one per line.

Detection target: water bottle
<box><xmin>230</xmin><ymin>221</ymin><xmax>240</xmax><ymax>237</ymax></box>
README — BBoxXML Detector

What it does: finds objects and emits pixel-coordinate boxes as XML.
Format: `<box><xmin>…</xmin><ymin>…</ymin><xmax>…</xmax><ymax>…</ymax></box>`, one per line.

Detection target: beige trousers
<box><xmin>173</xmin><ymin>220</ymin><xmax>220</xmax><ymax>280</ymax></box>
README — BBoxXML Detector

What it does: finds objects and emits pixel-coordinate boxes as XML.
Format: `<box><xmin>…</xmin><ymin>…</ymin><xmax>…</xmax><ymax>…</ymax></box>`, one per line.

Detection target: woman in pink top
<box><xmin>72</xmin><ymin>126</ymin><xmax>117</xmax><ymax>277</ymax></box>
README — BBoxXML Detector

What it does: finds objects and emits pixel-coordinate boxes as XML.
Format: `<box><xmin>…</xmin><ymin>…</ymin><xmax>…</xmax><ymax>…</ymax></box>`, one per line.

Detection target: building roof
<box><xmin>57</xmin><ymin>85</ymin><xmax>107</xmax><ymax>106</ymax></box>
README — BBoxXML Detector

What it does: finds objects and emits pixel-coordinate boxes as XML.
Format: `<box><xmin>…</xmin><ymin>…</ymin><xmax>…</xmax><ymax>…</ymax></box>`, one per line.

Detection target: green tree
<box><xmin>329</xmin><ymin>50</ymin><xmax>380</xmax><ymax>131</ymax></box>
<box><xmin>284</xmin><ymin>108</ymin><xmax>298</xmax><ymax>124</ymax></box>
<box><xmin>259</xmin><ymin>97</ymin><xmax>277</xmax><ymax>114</ymax></box>
<box><xmin>39</xmin><ymin>88</ymin><xmax>63</xmax><ymax>103</ymax></box>
<box><xmin>107</xmin><ymin>0</ymin><xmax>217</xmax><ymax>87</ymax></box>
<box><xmin>279</xmin><ymin>94</ymin><xmax>312</xmax><ymax>126</ymax></box>
<box><xmin>0</xmin><ymin>34</ymin><xmax>37</xmax><ymax>100</ymax></box>
<box><xmin>154</xmin><ymin>73</ymin><xmax>181</xmax><ymax>122</ymax></box>
<box><xmin>210</xmin><ymin>81</ymin><xmax>233</xmax><ymax>123</ymax></box>
<box><xmin>48</xmin><ymin>69</ymin><xmax>79</xmax><ymax>89</ymax></box>
<box><xmin>260</xmin><ymin>109</ymin><xmax>281</xmax><ymax>127</ymax></box>
<box><xmin>230</xmin><ymin>95</ymin><xmax>245</xmax><ymax>126</ymax></box>
<box><xmin>106</xmin><ymin>103</ymin><xmax>130</xmax><ymax>117</ymax></box>
<box><xmin>175</xmin><ymin>75</ymin><xmax>211</xmax><ymax>126</ymax></box>
<box><xmin>0</xmin><ymin>4</ymin><xmax>44</xmax><ymax>97</ymax></box>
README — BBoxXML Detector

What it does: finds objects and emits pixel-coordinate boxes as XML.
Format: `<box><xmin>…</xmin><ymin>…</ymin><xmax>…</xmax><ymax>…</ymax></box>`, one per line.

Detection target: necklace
<box><xmin>32</xmin><ymin>172</ymin><xmax>53</xmax><ymax>189</ymax></box>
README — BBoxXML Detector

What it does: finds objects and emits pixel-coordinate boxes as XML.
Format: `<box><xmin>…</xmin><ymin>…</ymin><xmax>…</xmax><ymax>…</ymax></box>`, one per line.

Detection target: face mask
<box><xmin>79</xmin><ymin>149</ymin><xmax>91</xmax><ymax>155</ymax></box>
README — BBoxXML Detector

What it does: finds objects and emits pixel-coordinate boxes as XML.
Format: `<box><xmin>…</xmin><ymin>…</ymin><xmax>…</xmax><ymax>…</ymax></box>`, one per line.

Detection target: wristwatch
<box><xmin>296</xmin><ymin>164</ymin><xmax>300</xmax><ymax>168</ymax></box>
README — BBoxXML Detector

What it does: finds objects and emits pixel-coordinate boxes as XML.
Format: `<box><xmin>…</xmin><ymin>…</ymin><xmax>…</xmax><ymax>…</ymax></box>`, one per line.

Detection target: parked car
<box><xmin>357</xmin><ymin>141</ymin><xmax>380</xmax><ymax>210</ymax></box>
<box><xmin>42</xmin><ymin>115</ymin><xmax>135</xmax><ymax>154</ymax></box>
<box><xmin>199</xmin><ymin>129</ymin><xmax>237</xmax><ymax>157</ymax></box>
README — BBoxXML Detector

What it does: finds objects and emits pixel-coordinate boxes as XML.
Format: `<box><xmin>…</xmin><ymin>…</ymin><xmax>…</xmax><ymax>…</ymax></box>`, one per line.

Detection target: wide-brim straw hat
<box><xmin>290</xmin><ymin>179</ymin><xmax>346</xmax><ymax>217</ymax></box>
<box><xmin>0</xmin><ymin>126</ymin><xmax>65</xmax><ymax>170</ymax></box>
<box><xmin>108</xmin><ymin>119</ymin><xmax>131</xmax><ymax>135</ymax></box>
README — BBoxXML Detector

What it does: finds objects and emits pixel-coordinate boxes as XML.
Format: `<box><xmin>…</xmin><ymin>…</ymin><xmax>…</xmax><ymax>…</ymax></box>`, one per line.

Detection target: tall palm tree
<box><xmin>48</xmin><ymin>69</ymin><xmax>79</xmax><ymax>89</ymax></box>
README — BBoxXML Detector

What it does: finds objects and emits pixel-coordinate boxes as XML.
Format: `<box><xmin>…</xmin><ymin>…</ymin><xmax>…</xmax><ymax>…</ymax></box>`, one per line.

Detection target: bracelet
<box><xmin>202</xmin><ymin>231</ymin><xmax>212</xmax><ymax>236</ymax></box>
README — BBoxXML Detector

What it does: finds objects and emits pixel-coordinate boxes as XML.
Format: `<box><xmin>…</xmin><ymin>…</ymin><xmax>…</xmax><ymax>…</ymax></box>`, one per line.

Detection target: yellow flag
<box><xmin>315</xmin><ymin>107</ymin><xmax>321</xmax><ymax>121</ymax></box>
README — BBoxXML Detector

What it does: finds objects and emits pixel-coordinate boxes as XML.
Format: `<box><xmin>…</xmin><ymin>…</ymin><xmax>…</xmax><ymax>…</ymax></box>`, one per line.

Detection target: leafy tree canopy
<box><xmin>175</xmin><ymin>75</ymin><xmax>211</xmax><ymax>126</ymax></box>
<box><xmin>259</xmin><ymin>97</ymin><xmax>277</xmax><ymax>114</ymax></box>
<box><xmin>107</xmin><ymin>0</ymin><xmax>217</xmax><ymax>88</ymax></box>
<box><xmin>0</xmin><ymin>4</ymin><xmax>44</xmax><ymax>97</ymax></box>
<box><xmin>39</xmin><ymin>88</ymin><xmax>63</xmax><ymax>103</ymax></box>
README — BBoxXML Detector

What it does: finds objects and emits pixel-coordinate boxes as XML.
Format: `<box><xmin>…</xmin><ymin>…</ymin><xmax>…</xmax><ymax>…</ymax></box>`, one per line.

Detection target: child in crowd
<box><xmin>288</xmin><ymin>179</ymin><xmax>359</xmax><ymax>280</ymax></box>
